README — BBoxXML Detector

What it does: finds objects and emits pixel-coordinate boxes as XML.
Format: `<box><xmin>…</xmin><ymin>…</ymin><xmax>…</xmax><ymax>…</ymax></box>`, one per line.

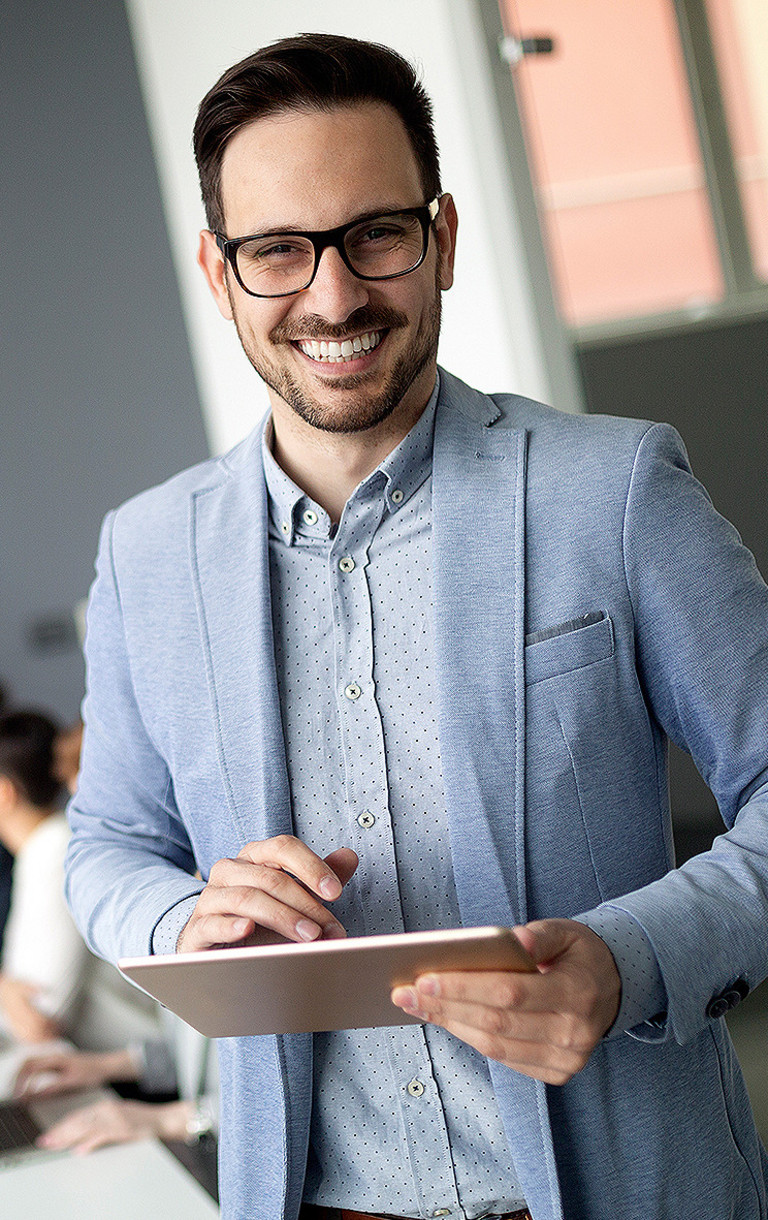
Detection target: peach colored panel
<box><xmin>549</xmin><ymin>194</ymin><xmax>723</xmax><ymax>325</ymax></box>
<box><xmin>504</xmin><ymin>0</ymin><xmax>704</xmax><ymax>181</ymax></box>
<box><xmin>706</xmin><ymin>0</ymin><xmax>761</xmax><ymax>157</ymax></box>
<box><xmin>500</xmin><ymin>0</ymin><xmax>724</xmax><ymax>323</ymax></box>
<box><xmin>742</xmin><ymin>179</ymin><xmax>768</xmax><ymax>281</ymax></box>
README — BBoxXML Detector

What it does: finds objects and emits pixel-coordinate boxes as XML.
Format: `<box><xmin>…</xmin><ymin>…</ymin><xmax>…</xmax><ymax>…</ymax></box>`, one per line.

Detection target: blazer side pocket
<box><xmin>525</xmin><ymin>612</ymin><xmax>614</xmax><ymax>685</ymax></box>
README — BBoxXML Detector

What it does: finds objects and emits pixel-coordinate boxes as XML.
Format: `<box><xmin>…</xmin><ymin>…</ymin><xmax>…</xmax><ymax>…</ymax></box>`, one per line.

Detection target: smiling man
<box><xmin>66</xmin><ymin>33</ymin><xmax>768</xmax><ymax>1220</ymax></box>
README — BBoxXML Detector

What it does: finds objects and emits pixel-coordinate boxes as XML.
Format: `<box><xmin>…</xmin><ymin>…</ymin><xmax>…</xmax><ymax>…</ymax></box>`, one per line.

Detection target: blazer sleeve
<box><xmin>65</xmin><ymin>512</ymin><xmax>205</xmax><ymax>962</ymax></box>
<box><xmin>590</xmin><ymin>421</ymin><xmax>768</xmax><ymax>1045</ymax></box>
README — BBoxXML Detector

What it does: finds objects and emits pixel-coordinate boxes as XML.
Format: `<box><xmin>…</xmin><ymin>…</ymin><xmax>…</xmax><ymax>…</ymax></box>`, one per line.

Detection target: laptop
<box><xmin>0</xmin><ymin>1089</ymin><xmax>109</xmax><ymax>1169</ymax></box>
<box><xmin>0</xmin><ymin>1037</ymin><xmax>106</xmax><ymax>1169</ymax></box>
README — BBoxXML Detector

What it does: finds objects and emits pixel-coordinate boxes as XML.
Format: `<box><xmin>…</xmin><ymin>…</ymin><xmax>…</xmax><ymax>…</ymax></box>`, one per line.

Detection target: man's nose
<box><xmin>300</xmin><ymin>245</ymin><xmax>370</xmax><ymax>324</ymax></box>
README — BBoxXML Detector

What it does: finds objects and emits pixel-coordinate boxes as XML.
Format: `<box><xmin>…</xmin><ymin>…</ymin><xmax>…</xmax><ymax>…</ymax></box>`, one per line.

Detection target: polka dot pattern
<box><xmin>575</xmin><ymin>908</ymin><xmax>667</xmax><ymax>1031</ymax></box>
<box><xmin>263</xmin><ymin>386</ymin><xmax>526</xmax><ymax>1217</ymax></box>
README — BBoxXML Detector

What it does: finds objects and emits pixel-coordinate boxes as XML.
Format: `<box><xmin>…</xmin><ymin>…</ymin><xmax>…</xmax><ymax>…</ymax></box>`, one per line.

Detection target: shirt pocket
<box><xmin>525</xmin><ymin>611</ymin><xmax>614</xmax><ymax>686</ymax></box>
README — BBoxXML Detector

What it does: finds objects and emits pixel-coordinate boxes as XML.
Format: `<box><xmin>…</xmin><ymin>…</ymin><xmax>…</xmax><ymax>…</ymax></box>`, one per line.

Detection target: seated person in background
<box><xmin>52</xmin><ymin>720</ymin><xmax>84</xmax><ymax>799</ymax></box>
<box><xmin>14</xmin><ymin>1013</ymin><xmax>217</xmax><ymax>1154</ymax></box>
<box><xmin>0</xmin><ymin>710</ymin><xmax>73</xmax><ymax>1042</ymax></box>
<box><xmin>0</xmin><ymin>710</ymin><xmax>159</xmax><ymax>1046</ymax></box>
<box><xmin>0</xmin><ymin>683</ymin><xmax>15</xmax><ymax>957</ymax></box>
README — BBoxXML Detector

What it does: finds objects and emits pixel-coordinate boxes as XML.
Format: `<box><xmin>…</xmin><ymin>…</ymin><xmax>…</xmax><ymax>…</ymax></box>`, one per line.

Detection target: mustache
<box><xmin>270</xmin><ymin>304</ymin><xmax>407</xmax><ymax>344</ymax></box>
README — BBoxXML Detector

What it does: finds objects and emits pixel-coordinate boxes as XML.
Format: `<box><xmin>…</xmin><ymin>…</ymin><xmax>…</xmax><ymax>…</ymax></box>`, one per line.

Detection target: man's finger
<box><xmin>394</xmin><ymin>968</ymin><xmax>552</xmax><ymax>1013</ymax></box>
<box><xmin>323</xmin><ymin>847</ymin><xmax>359</xmax><ymax>889</ymax></box>
<box><xmin>236</xmin><ymin>835</ymin><xmax>348</xmax><ymax>900</ymax></box>
<box><xmin>512</xmin><ymin>919</ymin><xmax>576</xmax><ymax>966</ymax></box>
<box><xmin>429</xmin><ymin>1015</ymin><xmax>588</xmax><ymax>1086</ymax></box>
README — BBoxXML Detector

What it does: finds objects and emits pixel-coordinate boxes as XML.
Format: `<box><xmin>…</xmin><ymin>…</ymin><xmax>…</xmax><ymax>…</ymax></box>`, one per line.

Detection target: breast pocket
<box><xmin>525</xmin><ymin>611</ymin><xmax>614</xmax><ymax>686</ymax></box>
<box><xmin>523</xmin><ymin>609</ymin><xmax>668</xmax><ymax>913</ymax></box>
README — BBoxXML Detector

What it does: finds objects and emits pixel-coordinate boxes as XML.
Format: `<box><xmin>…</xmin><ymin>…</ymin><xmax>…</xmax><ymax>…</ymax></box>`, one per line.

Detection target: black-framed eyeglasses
<box><xmin>215</xmin><ymin>198</ymin><xmax>440</xmax><ymax>299</ymax></box>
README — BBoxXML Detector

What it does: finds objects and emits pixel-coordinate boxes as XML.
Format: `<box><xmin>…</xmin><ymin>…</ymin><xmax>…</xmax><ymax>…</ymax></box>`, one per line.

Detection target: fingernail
<box><xmin>296</xmin><ymin>919</ymin><xmax>321</xmax><ymax>942</ymax></box>
<box><xmin>393</xmin><ymin>988</ymin><xmax>429</xmax><ymax>1021</ymax></box>
<box><xmin>418</xmin><ymin>975</ymin><xmax>440</xmax><ymax>997</ymax></box>
<box><xmin>395</xmin><ymin>987</ymin><xmax>418</xmax><ymax>1009</ymax></box>
<box><xmin>319</xmin><ymin>875</ymin><xmax>341</xmax><ymax>900</ymax></box>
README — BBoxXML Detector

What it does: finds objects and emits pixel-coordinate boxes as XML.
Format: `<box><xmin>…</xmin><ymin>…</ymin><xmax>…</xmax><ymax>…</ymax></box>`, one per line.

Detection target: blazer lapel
<box><xmin>191</xmin><ymin>431</ymin><xmax>312</xmax><ymax>1220</ymax></box>
<box><xmin>190</xmin><ymin>432</ymin><xmax>292</xmax><ymax>846</ymax></box>
<box><xmin>432</xmin><ymin>375</ymin><xmax>529</xmax><ymax>929</ymax></box>
<box><xmin>433</xmin><ymin>373</ymin><xmax>564</xmax><ymax>1220</ymax></box>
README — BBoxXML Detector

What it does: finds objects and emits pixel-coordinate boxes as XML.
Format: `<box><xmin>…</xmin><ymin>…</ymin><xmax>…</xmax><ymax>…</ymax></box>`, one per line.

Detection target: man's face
<box><xmin>198</xmin><ymin>102</ymin><xmax>456</xmax><ymax>436</ymax></box>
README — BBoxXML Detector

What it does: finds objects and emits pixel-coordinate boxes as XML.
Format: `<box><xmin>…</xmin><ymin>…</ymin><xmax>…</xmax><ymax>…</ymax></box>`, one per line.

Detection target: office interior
<box><xmin>2</xmin><ymin>0</ymin><xmax>768</xmax><ymax>1203</ymax></box>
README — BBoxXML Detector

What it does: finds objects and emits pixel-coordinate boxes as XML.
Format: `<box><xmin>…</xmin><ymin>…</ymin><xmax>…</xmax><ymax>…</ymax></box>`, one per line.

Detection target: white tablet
<box><xmin>119</xmin><ymin>925</ymin><xmax>535</xmax><ymax>1037</ymax></box>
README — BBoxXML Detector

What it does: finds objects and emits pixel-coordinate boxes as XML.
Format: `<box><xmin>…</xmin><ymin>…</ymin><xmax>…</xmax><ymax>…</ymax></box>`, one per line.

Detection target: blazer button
<box><xmin>723</xmin><ymin>978</ymin><xmax>750</xmax><ymax>1008</ymax></box>
<box><xmin>706</xmin><ymin>977</ymin><xmax>749</xmax><ymax>1020</ymax></box>
<box><xmin>706</xmin><ymin>996</ymin><xmax>730</xmax><ymax>1020</ymax></box>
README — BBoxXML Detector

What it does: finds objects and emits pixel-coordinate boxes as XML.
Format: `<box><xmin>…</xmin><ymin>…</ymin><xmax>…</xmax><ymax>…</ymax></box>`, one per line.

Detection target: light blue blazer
<box><xmin>67</xmin><ymin>368</ymin><xmax>768</xmax><ymax>1219</ymax></box>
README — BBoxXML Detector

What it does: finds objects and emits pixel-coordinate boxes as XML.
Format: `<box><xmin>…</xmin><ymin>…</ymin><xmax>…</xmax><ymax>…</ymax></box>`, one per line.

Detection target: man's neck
<box><xmin>268</xmin><ymin>382</ymin><xmax>436</xmax><ymax>522</ymax></box>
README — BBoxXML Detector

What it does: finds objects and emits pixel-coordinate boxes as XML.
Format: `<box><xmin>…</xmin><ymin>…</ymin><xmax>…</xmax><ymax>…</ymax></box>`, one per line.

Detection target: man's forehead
<box><xmin>218</xmin><ymin>101</ymin><xmax>423</xmax><ymax>234</ymax></box>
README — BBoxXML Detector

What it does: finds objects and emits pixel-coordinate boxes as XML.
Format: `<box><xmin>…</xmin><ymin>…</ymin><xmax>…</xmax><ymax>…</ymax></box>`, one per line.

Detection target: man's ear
<box><xmin>197</xmin><ymin>230</ymin><xmax>235</xmax><ymax>321</ymax></box>
<box><xmin>435</xmin><ymin>192</ymin><xmax>458</xmax><ymax>291</ymax></box>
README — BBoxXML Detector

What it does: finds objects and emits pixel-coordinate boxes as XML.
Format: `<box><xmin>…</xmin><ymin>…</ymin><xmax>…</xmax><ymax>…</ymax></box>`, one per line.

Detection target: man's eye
<box><xmin>240</xmin><ymin>239</ymin><xmax>307</xmax><ymax>263</ymax></box>
<box><xmin>358</xmin><ymin>223</ymin><xmax>403</xmax><ymax>244</ymax></box>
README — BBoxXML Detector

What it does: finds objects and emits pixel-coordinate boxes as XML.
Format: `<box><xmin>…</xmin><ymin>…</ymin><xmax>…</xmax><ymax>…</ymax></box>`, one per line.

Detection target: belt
<box><xmin>300</xmin><ymin>1208</ymin><xmax>532</xmax><ymax>1220</ymax></box>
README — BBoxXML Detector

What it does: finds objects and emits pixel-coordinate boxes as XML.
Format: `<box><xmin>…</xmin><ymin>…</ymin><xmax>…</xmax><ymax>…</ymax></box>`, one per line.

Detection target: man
<box><xmin>66</xmin><ymin>32</ymin><xmax>768</xmax><ymax>1220</ymax></box>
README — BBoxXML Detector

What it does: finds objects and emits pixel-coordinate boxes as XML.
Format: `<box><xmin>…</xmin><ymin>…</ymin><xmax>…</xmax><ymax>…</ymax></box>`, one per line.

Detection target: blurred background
<box><xmin>2</xmin><ymin>0</ymin><xmax>767</xmax><ymax>1128</ymax></box>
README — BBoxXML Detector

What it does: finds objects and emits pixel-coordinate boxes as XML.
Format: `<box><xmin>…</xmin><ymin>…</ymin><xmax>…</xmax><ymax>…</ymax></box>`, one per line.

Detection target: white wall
<box><xmin>126</xmin><ymin>0</ymin><xmax>571</xmax><ymax>454</ymax></box>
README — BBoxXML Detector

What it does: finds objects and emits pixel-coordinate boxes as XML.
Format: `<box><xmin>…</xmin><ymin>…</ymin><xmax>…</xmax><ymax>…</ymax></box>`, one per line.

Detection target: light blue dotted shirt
<box><xmin>153</xmin><ymin>375</ymin><xmax>667</xmax><ymax>1216</ymax></box>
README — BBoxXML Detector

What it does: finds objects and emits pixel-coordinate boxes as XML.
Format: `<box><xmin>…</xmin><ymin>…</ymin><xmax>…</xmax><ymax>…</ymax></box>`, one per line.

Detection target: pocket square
<box><xmin>525</xmin><ymin>611</ymin><xmax>605</xmax><ymax>647</ymax></box>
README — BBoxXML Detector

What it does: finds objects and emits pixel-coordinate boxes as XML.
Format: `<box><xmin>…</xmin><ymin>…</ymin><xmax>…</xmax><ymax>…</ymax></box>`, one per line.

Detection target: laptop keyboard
<box><xmin>0</xmin><ymin>1102</ymin><xmax>42</xmax><ymax>1152</ymax></box>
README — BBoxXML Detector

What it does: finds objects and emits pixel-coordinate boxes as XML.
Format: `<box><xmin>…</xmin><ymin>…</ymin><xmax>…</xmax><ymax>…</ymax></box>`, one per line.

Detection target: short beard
<box><xmin>229</xmin><ymin>275</ymin><xmax>442</xmax><ymax>435</ymax></box>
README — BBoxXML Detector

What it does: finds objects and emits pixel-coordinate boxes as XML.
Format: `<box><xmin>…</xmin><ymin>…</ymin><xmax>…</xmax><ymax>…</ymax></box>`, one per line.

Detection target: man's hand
<box><xmin>177</xmin><ymin>836</ymin><xmax>359</xmax><ymax>953</ymax></box>
<box><xmin>391</xmin><ymin>919</ymin><xmax>621</xmax><ymax>1085</ymax></box>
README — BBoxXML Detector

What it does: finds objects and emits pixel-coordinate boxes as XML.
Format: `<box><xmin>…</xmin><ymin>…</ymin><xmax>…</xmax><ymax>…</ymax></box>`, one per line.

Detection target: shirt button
<box><xmin>357</xmin><ymin>811</ymin><xmax>375</xmax><ymax>829</ymax></box>
<box><xmin>344</xmin><ymin>683</ymin><xmax>362</xmax><ymax>701</ymax></box>
<box><xmin>302</xmin><ymin>509</ymin><xmax>318</xmax><ymax>525</ymax></box>
<box><xmin>339</xmin><ymin>556</ymin><xmax>355</xmax><ymax>573</ymax></box>
<box><xmin>406</xmin><ymin>1078</ymin><xmax>425</xmax><ymax>1097</ymax></box>
<box><xmin>391</xmin><ymin>488</ymin><xmax>404</xmax><ymax>504</ymax></box>
<box><xmin>281</xmin><ymin>522</ymin><xmax>291</xmax><ymax>535</ymax></box>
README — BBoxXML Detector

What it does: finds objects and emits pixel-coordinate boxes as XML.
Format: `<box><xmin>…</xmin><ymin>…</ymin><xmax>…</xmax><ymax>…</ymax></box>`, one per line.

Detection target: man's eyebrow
<box><xmin>235</xmin><ymin>204</ymin><xmax>415</xmax><ymax>239</ymax></box>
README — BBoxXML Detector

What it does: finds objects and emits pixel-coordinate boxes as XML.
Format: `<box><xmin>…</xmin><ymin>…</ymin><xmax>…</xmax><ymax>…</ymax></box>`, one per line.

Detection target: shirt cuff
<box><xmin>574</xmin><ymin>906</ymin><xmax>667</xmax><ymax>1034</ymax></box>
<box><xmin>151</xmin><ymin>894</ymin><xmax>202</xmax><ymax>955</ymax></box>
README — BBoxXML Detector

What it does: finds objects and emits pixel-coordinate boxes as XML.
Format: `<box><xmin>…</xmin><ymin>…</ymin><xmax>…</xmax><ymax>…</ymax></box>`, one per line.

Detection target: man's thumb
<box><xmin>513</xmin><ymin>918</ymin><xmax>573</xmax><ymax>967</ymax></box>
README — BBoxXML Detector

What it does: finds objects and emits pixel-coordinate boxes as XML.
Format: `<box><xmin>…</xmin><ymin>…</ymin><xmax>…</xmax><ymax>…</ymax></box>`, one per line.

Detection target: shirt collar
<box><xmin>262</xmin><ymin>372</ymin><xmax>439</xmax><ymax>546</ymax></box>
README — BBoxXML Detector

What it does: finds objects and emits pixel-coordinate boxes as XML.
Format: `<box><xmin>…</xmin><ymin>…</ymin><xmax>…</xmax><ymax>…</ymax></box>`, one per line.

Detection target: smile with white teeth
<box><xmin>296</xmin><ymin>330</ymin><xmax>383</xmax><ymax>364</ymax></box>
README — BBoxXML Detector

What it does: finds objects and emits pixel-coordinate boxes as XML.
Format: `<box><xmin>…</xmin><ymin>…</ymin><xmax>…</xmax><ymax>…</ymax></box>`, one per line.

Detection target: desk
<box><xmin>0</xmin><ymin>1137</ymin><xmax>219</xmax><ymax>1217</ymax></box>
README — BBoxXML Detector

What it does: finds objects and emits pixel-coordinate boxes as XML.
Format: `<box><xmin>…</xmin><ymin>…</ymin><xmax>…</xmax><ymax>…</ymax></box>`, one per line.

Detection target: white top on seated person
<box><xmin>0</xmin><ymin>711</ymin><xmax>158</xmax><ymax>1047</ymax></box>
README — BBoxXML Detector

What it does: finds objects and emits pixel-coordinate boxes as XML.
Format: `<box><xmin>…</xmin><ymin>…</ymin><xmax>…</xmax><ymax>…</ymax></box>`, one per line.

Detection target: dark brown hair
<box><xmin>193</xmin><ymin>32</ymin><xmax>441</xmax><ymax>233</ymax></box>
<box><xmin>0</xmin><ymin>711</ymin><xmax>62</xmax><ymax>809</ymax></box>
